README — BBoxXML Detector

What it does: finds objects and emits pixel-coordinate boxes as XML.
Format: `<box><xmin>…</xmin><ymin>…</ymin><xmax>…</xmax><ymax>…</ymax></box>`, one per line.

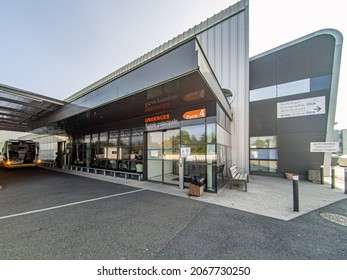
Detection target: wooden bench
<box><xmin>229</xmin><ymin>165</ymin><xmax>249</xmax><ymax>192</ymax></box>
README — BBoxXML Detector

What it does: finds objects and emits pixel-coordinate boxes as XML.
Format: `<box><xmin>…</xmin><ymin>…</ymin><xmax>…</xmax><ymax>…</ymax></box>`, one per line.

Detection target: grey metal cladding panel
<box><xmin>277</xmin><ymin>132</ymin><xmax>325</xmax><ymax>173</ymax></box>
<box><xmin>277</xmin><ymin>114</ymin><xmax>327</xmax><ymax>134</ymax></box>
<box><xmin>278</xmin><ymin>132</ymin><xmax>326</xmax><ymax>154</ymax></box>
<box><xmin>249</xmin><ymin>54</ymin><xmax>277</xmax><ymax>90</ymax></box>
<box><xmin>276</xmin><ymin>40</ymin><xmax>312</xmax><ymax>83</ymax></box>
<box><xmin>310</xmin><ymin>35</ymin><xmax>335</xmax><ymax>74</ymax></box>
<box><xmin>196</xmin><ymin>14</ymin><xmax>246</xmax><ymax>91</ymax></box>
<box><xmin>278</xmin><ymin>161</ymin><xmax>324</xmax><ymax>175</ymax></box>
<box><xmin>197</xmin><ymin>9</ymin><xmax>249</xmax><ymax>171</ymax></box>
<box><xmin>249</xmin><ymin>99</ymin><xmax>277</xmax><ymax>136</ymax></box>
<box><xmin>277</xmin><ymin>35</ymin><xmax>335</xmax><ymax>84</ymax></box>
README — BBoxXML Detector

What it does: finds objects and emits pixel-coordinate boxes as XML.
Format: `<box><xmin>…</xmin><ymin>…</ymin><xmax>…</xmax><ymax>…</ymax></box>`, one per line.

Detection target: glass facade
<box><xmin>250</xmin><ymin>136</ymin><xmax>278</xmax><ymax>173</ymax></box>
<box><xmin>67</xmin><ymin>129</ymin><xmax>144</xmax><ymax>175</ymax></box>
<box><xmin>66</xmin><ymin>103</ymin><xmax>232</xmax><ymax>193</ymax></box>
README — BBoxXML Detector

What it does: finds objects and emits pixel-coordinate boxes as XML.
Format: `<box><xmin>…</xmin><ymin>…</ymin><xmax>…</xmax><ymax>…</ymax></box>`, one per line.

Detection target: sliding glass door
<box><xmin>147</xmin><ymin>129</ymin><xmax>180</xmax><ymax>185</ymax></box>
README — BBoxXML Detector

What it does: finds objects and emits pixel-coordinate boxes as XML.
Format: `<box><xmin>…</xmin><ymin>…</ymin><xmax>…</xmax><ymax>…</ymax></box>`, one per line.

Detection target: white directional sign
<box><xmin>277</xmin><ymin>96</ymin><xmax>325</xmax><ymax>119</ymax></box>
<box><xmin>310</xmin><ymin>142</ymin><xmax>339</xmax><ymax>152</ymax></box>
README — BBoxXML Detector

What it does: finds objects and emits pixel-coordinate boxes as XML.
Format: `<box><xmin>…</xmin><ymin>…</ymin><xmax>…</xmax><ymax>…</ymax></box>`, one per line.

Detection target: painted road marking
<box><xmin>0</xmin><ymin>188</ymin><xmax>146</xmax><ymax>220</ymax></box>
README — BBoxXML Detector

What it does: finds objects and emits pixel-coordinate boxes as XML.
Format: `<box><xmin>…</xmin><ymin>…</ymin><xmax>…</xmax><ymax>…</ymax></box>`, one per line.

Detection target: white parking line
<box><xmin>0</xmin><ymin>188</ymin><xmax>146</xmax><ymax>220</ymax></box>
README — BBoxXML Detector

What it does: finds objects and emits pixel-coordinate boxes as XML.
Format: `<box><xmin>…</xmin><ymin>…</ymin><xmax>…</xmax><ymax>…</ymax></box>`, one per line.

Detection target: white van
<box><xmin>337</xmin><ymin>155</ymin><xmax>347</xmax><ymax>167</ymax></box>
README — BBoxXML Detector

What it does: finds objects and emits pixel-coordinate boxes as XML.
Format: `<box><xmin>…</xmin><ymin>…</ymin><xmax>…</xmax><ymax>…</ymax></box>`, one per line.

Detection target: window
<box><xmin>250</xmin><ymin>136</ymin><xmax>277</xmax><ymax>148</ymax></box>
<box><xmin>119</xmin><ymin>129</ymin><xmax>131</xmax><ymax>146</ymax></box>
<box><xmin>250</xmin><ymin>85</ymin><xmax>276</xmax><ymax>102</ymax></box>
<box><xmin>181</xmin><ymin>125</ymin><xmax>205</xmax><ymax>162</ymax></box>
<box><xmin>181</xmin><ymin>125</ymin><xmax>205</xmax><ymax>145</ymax></box>
<box><xmin>206</xmin><ymin>124</ymin><xmax>216</xmax><ymax>143</ymax></box>
<box><xmin>250</xmin><ymin>136</ymin><xmax>278</xmax><ymax>173</ymax></box>
<box><xmin>250</xmin><ymin>148</ymin><xmax>278</xmax><ymax>160</ymax></box>
<box><xmin>108</xmin><ymin>131</ymin><xmax>118</xmax><ymax>159</ymax></box>
<box><xmin>131</xmin><ymin>128</ymin><xmax>144</xmax><ymax>161</ymax></box>
<box><xmin>70</xmin><ymin>127</ymin><xmax>144</xmax><ymax>172</ymax></box>
<box><xmin>277</xmin><ymin>79</ymin><xmax>310</xmax><ymax>97</ymax></box>
<box><xmin>217</xmin><ymin>105</ymin><xmax>226</xmax><ymax>128</ymax></box>
<box><xmin>250</xmin><ymin>160</ymin><xmax>277</xmax><ymax>173</ymax></box>
<box><xmin>250</xmin><ymin>75</ymin><xmax>330</xmax><ymax>103</ymax></box>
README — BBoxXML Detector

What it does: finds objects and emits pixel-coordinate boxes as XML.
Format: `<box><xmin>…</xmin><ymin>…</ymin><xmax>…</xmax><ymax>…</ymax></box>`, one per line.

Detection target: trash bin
<box><xmin>188</xmin><ymin>176</ymin><xmax>205</xmax><ymax>197</ymax></box>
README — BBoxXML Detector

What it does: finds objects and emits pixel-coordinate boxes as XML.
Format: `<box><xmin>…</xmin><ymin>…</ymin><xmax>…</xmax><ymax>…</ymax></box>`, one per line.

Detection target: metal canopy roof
<box><xmin>0</xmin><ymin>84</ymin><xmax>66</xmax><ymax>132</ymax></box>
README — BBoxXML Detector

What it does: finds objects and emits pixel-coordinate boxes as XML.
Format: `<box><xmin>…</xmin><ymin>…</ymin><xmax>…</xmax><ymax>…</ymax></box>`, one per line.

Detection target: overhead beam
<box><xmin>0</xmin><ymin>105</ymin><xmax>33</xmax><ymax>115</ymax></box>
<box><xmin>0</xmin><ymin>96</ymin><xmax>55</xmax><ymax>111</ymax></box>
<box><xmin>0</xmin><ymin>84</ymin><xmax>66</xmax><ymax>106</ymax></box>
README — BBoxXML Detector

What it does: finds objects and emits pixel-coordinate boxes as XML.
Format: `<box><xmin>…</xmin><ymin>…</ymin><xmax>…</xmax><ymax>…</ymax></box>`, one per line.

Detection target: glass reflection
<box><xmin>181</xmin><ymin>125</ymin><xmax>205</xmax><ymax>144</ymax></box>
<box><xmin>70</xmin><ymin>128</ymin><xmax>144</xmax><ymax>173</ymax></box>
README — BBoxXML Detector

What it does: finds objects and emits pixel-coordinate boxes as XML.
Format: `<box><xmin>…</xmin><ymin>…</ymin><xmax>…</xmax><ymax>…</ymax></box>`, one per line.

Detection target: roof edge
<box><xmin>250</xmin><ymin>28</ymin><xmax>343</xmax><ymax>61</ymax></box>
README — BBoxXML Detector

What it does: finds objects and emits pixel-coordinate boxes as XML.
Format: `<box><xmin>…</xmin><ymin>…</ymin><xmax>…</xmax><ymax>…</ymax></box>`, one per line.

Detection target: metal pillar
<box><xmin>293</xmin><ymin>174</ymin><xmax>299</xmax><ymax>212</ymax></box>
<box><xmin>331</xmin><ymin>167</ymin><xmax>336</xmax><ymax>189</ymax></box>
<box><xmin>320</xmin><ymin>165</ymin><xmax>324</xmax><ymax>184</ymax></box>
<box><xmin>179</xmin><ymin>157</ymin><xmax>184</xmax><ymax>190</ymax></box>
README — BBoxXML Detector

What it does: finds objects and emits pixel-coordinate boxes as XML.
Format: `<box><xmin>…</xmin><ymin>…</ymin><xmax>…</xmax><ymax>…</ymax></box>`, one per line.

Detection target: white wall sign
<box><xmin>180</xmin><ymin>147</ymin><xmax>191</xmax><ymax>158</ymax></box>
<box><xmin>277</xmin><ymin>96</ymin><xmax>325</xmax><ymax>119</ymax></box>
<box><xmin>310</xmin><ymin>142</ymin><xmax>339</xmax><ymax>152</ymax></box>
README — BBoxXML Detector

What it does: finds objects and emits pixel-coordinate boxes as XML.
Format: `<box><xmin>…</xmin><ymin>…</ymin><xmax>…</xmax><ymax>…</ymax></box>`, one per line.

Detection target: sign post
<box><xmin>179</xmin><ymin>158</ymin><xmax>184</xmax><ymax>190</ymax></box>
<box><xmin>331</xmin><ymin>167</ymin><xmax>336</xmax><ymax>189</ymax></box>
<box><xmin>293</xmin><ymin>174</ymin><xmax>299</xmax><ymax>212</ymax></box>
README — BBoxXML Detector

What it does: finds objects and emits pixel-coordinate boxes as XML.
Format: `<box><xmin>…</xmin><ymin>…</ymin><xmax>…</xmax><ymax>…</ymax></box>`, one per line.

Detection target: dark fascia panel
<box><xmin>32</xmin><ymin>39</ymin><xmax>228</xmax><ymax>129</ymax></box>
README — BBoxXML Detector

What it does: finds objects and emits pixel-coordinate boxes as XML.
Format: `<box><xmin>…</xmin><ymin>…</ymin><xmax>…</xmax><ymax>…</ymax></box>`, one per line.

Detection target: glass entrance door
<box><xmin>147</xmin><ymin>129</ymin><xmax>180</xmax><ymax>185</ymax></box>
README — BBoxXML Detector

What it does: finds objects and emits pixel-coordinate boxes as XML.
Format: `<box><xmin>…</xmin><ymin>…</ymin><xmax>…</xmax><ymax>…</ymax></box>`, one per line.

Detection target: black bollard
<box><xmin>293</xmin><ymin>174</ymin><xmax>299</xmax><ymax>212</ymax></box>
<box><xmin>331</xmin><ymin>167</ymin><xmax>335</xmax><ymax>189</ymax></box>
<box><xmin>320</xmin><ymin>165</ymin><xmax>324</xmax><ymax>184</ymax></box>
<box><xmin>345</xmin><ymin>168</ymin><xmax>347</xmax><ymax>195</ymax></box>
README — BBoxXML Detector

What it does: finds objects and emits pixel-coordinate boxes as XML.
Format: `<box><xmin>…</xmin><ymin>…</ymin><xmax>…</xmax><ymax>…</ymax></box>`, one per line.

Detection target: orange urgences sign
<box><xmin>145</xmin><ymin>114</ymin><xmax>170</xmax><ymax>123</ymax></box>
<box><xmin>183</xmin><ymin>108</ymin><xmax>206</xmax><ymax>120</ymax></box>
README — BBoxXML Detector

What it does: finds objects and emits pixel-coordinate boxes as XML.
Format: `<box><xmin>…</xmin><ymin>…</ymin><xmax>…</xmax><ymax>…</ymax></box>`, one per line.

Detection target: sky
<box><xmin>0</xmin><ymin>0</ymin><xmax>346</xmax><ymax>129</ymax></box>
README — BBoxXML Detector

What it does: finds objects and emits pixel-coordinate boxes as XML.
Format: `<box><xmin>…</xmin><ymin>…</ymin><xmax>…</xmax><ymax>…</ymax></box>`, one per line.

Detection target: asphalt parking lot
<box><xmin>0</xmin><ymin>168</ymin><xmax>346</xmax><ymax>260</ymax></box>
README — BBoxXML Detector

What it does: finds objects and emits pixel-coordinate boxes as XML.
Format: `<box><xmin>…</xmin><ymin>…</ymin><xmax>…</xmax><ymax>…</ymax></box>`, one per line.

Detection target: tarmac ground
<box><xmin>0</xmin><ymin>167</ymin><xmax>346</xmax><ymax>260</ymax></box>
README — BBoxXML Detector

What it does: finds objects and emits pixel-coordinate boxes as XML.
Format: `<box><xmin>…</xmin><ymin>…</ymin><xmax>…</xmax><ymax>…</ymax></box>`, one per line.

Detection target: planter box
<box><xmin>284</xmin><ymin>172</ymin><xmax>294</xmax><ymax>180</ymax></box>
<box><xmin>188</xmin><ymin>183</ymin><xmax>204</xmax><ymax>197</ymax></box>
<box><xmin>308</xmin><ymin>170</ymin><xmax>321</xmax><ymax>183</ymax></box>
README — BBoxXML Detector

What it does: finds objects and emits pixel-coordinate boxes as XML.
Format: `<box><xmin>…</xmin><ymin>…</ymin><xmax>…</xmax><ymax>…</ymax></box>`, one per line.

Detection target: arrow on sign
<box><xmin>315</xmin><ymin>106</ymin><xmax>322</xmax><ymax>112</ymax></box>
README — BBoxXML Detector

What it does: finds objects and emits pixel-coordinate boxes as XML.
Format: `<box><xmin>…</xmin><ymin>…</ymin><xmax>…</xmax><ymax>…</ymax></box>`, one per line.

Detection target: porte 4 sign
<box><xmin>183</xmin><ymin>108</ymin><xmax>206</xmax><ymax>120</ymax></box>
<box><xmin>277</xmin><ymin>96</ymin><xmax>325</xmax><ymax>119</ymax></box>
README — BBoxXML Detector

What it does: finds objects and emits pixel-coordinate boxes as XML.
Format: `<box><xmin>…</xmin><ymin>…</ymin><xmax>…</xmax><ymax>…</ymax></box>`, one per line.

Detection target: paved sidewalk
<box><xmin>49</xmin><ymin>166</ymin><xmax>347</xmax><ymax>221</ymax></box>
<box><xmin>192</xmin><ymin>175</ymin><xmax>346</xmax><ymax>220</ymax></box>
